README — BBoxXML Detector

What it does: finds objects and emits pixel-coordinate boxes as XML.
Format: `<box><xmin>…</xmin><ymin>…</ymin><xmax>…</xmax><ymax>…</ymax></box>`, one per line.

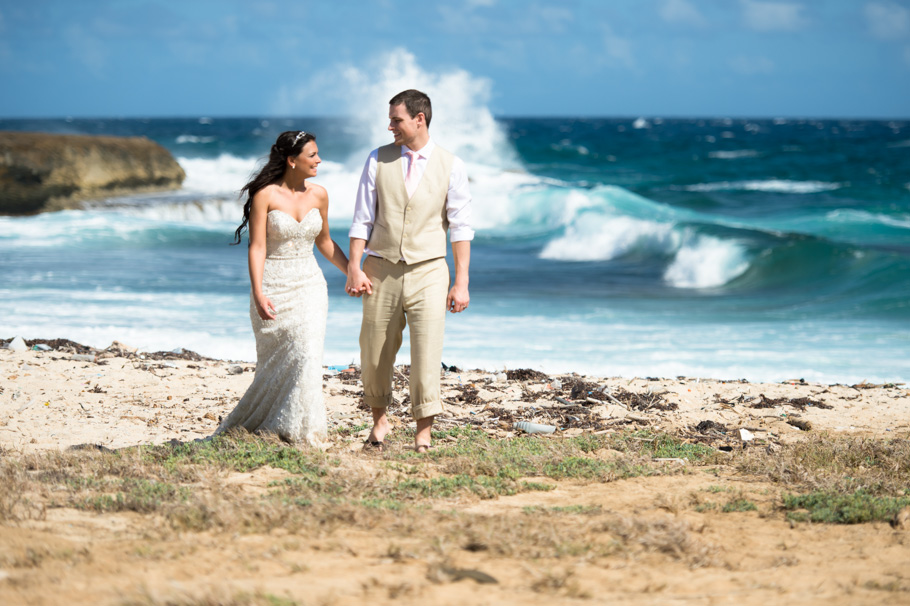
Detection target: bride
<box><xmin>217</xmin><ymin>130</ymin><xmax>350</xmax><ymax>447</ymax></box>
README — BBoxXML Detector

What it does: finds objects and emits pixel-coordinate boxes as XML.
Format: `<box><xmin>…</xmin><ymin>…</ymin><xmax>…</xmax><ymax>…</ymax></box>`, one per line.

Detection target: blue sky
<box><xmin>1</xmin><ymin>0</ymin><xmax>908</xmax><ymax>118</ymax></box>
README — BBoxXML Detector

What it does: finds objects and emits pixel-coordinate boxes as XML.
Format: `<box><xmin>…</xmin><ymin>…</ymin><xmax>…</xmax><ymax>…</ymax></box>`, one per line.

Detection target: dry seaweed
<box><xmin>457</xmin><ymin>384</ymin><xmax>483</xmax><ymax>405</ymax></box>
<box><xmin>695</xmin><ymin>420</ymin><xmax>728</xmax><ymax>434</ymax></box>
<box><xmin>744</xmin><ymin>393</ymin><xmax>832</xmax><ymax>410</ymax></box>
<box><xmin>506</xmin><ymin>368</ymin><xmax>550</xmax><ymax>382</ymax></box>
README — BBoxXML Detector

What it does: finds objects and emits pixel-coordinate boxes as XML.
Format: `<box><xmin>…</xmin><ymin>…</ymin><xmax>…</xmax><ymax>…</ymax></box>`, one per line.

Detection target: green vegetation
<box><xmin>1</xmin><ymin>429</ymin><xmax>908</xmax><ymax>535</ymax></box>
<box><xmin>783</xmin><ymin>490</ymin><xmax>910</xmax><ymax>524</ymax></box>
<box><xmin>721</xmin><ymin>498</ymin><xmax>758</xmax><ymax>513</ymax></box>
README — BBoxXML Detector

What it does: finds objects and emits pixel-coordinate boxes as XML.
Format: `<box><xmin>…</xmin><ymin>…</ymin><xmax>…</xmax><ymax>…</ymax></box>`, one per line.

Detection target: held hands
<box><xmin>447</xmin><ymin>283</ymin><xmax>470</xmax><ymax>313</ymax></box>
<box><xmin>345</xmin><ymin>268</ymin><xmax>373</xmax><ymax>298</ymax></box>
<box><xmin>254</xmin><ymin>295</ymin><xmax>277</xmax><ymax>320</ymax></box>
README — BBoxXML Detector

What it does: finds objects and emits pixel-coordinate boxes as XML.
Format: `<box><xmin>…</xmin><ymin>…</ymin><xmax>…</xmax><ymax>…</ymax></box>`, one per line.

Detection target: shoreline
<box><xmin>2</xmin><ymin>337</ymin><xmax>908</xmax><ymax>453</ymax></box>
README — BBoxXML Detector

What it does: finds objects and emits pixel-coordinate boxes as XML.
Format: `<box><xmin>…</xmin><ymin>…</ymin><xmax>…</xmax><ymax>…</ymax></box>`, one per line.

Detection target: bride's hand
<box><xmin>254</xmin><ymin>295</ymin><xmax>277</xmax><ymax>320</ymax></box>
<box><xmin>345</xmin><ymin>269</ymin><xmax>373</xmax><ymax>298</ymax></box>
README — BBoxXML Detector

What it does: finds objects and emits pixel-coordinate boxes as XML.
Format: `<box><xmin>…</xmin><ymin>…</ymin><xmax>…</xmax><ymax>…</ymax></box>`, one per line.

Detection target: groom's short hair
<box><xmin>390</xmin><ymin>90</ymin><xmax>432</xmax><ymax>128</ymax></box>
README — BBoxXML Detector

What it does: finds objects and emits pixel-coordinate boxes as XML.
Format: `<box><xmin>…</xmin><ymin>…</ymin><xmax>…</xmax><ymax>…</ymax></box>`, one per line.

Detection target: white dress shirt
<box><xmin>349</xmin><ymin>139</ymin><xmax>474</xmax><ymax>257</ymax></box>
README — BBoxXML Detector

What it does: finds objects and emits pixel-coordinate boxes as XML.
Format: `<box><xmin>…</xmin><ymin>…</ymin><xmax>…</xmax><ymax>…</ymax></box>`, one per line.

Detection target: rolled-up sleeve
<box><xmin>348</xmin><ymin>149</ymin><xmax>379</xmax><ymax>241</ymax></box>
<box><xmin>447</xmin><ymin>156</ymin><xmax>474</xmax><ymax>242</ymax></box>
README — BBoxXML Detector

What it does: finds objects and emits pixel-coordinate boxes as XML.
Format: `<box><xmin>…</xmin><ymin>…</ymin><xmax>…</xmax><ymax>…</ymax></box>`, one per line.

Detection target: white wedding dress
<box><xmin>217</xmin><ymin>208</ymin><xmax>329</xmax><ymax>447</ymax></box>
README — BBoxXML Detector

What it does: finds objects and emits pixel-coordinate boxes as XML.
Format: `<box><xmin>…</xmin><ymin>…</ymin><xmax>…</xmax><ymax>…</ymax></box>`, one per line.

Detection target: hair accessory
<box><xmin>293</xmin><ymin>131</ymin><xmax>307</xmax><ymax>145</ymax></box>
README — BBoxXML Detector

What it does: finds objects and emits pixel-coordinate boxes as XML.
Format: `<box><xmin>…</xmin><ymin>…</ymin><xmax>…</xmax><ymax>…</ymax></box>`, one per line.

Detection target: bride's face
<box><xmin>293</xmin><ymin>141</ymin><xmax>321</xmax><ymax>178</ymax></box>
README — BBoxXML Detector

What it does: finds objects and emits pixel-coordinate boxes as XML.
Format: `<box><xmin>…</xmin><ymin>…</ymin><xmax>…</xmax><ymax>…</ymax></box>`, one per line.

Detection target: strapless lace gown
<box><xmin>217</xmin><ymin>208</ymin><xmax>329</xmax><ymax>447</ymax></box>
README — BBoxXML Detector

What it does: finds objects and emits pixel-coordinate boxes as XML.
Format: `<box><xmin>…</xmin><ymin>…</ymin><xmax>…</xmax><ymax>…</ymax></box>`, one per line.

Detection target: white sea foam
<box><xmin>663</xmin><ymin>235</ymin><xmax>750</xmax><ymax>288</ymax></box>
<box><xmin>177</xmin><ymin>154</ymin><xmax>259</xmax><ymax>195</ymax></box>
<box><xmin>683</xmin><ymin>180</ymin><xmax>843</xmax><ymax>194</ymax></box>
<box><xmin>633</xmin><ymin>117</ymin><xmax>651</xmax><ymax>129</ymax></box>
<box><xmin>708</xmin><ymin>150</ymin><xmax>759</xmax><ymax>159</ymax></box>
<box><xmin>176</xmin><ymin>135</ymin><xmax>216</xmax><ymax>144</ymax></box>
<box><xmin>304</xmin><ymin>48</ymin><xmax>519</xmax><ymax>170</ymax></box>
<box><xmin>539</xmin><ymin>214</ymin><xmax>678</xmax><ymax>262</ymax></box>
<box><xmin>122</xmin><ymin>198</ymin><xmax>243</xmax><ymax>224</ymax></box>
<box><xmin>176</xmin><ymin>155</ymin><xmax>349</xmax><ymax>205</ymax></box>
<box><xmin>826</xmin><ymin>209</ymin><xmax>910</xmax><ymax>230</ymax></box>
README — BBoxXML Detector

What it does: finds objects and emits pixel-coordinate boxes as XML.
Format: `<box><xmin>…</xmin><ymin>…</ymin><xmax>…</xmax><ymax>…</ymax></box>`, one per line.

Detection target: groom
<box><xmin>346</xmin><ymin>89</ymin><xmax>473</xmax><ymax>453</ymax></box>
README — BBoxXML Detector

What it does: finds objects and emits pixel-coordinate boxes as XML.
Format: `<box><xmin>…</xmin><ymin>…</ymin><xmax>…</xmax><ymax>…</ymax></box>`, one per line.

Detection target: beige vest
<box><xmin>367</xmin><ymin>143</ymin><xmax>454</xmax><ymax>264</ymax></box>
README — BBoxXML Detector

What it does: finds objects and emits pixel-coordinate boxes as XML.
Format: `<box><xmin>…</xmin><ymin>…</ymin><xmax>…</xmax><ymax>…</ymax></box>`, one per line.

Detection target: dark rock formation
<box><xmin>0</xmin><ymin>131</ymin><xmax>186</xmax><ymax>214</ymax></box>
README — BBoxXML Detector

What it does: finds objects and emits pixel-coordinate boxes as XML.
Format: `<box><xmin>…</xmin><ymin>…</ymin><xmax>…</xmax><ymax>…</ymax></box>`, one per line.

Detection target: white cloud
<box><xmin>603</xmin><ymin>24</ymin><xmax>636</xmax><ymax>69</ymax></box>
<box><xmin>728</xmin><ymin>55</ymin><xmax>775</xmax><ymax>74</ymax></box>
<box><xmin>741</xmin><ymin>1</ymin><xmax>807</xmax><ymax>32</ymax></box>
<box><xmin>865</xmin><ymin>2</ymin><xmax>910</xmax><ymax>40</ymax></box>
<box><xmin>659</xmin><ymin>0</ymin><xmax>707</xmax><ymax>27</ymax></box>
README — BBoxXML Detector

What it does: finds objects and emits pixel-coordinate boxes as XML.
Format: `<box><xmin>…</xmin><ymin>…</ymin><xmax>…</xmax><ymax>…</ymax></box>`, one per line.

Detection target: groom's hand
<box><xmin>345</xmin><ymin>269</ymin><xmax>373</xmax><ymax>297</ymax></box>
<box><xmin>446</xmin><ymin>284</ymin><xmax>470</xmax><ymax>313</ymax></box>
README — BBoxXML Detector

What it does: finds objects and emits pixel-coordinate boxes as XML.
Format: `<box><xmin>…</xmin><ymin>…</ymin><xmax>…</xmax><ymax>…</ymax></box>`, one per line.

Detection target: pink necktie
<box><xmin>404</xmin><ymin>150</ymin><xmax>419</xmax><ymax>198</ymax></box>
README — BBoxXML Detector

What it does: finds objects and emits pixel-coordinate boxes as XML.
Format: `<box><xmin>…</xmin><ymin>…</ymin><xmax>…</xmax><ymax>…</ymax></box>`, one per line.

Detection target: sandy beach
<box><xmin>2</xmin><ymin>339</ymin><xmax>909</xmax><ymax>606</ymax></box>
<box><xmin>2</xmin><ymin>339</ymin><xmax>908</xmax><ymax>452</ymax></box>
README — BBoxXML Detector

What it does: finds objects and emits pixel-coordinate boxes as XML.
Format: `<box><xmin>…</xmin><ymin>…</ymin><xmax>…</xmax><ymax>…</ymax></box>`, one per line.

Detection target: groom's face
<box><xmin>388</xmin><ymin>103</ymin><xmax>422</xmax><ymax>148</ymax></box>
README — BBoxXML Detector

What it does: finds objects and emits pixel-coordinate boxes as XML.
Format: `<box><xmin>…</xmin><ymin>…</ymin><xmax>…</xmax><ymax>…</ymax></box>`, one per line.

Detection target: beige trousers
<box><xmin>360</xmin><ymin>255</ymin><xmax>449</xmax><ymax>420</ymax></box>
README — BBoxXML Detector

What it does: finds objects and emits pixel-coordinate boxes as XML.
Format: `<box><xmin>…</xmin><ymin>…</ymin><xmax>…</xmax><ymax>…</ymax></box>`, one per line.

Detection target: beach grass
<box><xmin>4</xmin><ymin>428</ymin><xmax>910</xmax><ymax>605</ymax></box>
<box><xmin>2</xmin><ymin>430</ymin><xmax>908</xmax><ymax>544</ymax></box>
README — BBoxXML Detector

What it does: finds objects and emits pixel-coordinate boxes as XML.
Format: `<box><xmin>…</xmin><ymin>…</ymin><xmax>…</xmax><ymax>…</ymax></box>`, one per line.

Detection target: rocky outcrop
<box><xmin>0</xmin><ymin>131</ymin><xmax>186</xmax><ymax>214</ymax></box>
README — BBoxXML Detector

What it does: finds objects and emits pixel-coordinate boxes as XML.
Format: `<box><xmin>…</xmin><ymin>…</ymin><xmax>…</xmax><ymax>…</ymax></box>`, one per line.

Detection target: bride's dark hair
<box><xmin>232</xmin><ymin>130</ymin><xmax>315</xmax><ymax>245</ymax></box>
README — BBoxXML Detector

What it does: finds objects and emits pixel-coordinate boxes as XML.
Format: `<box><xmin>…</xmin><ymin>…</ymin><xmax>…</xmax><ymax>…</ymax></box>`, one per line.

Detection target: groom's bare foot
<box><xmin>368</xmin><ymin>408</ymin><xmax>391</xmax><ymax>443</ymax></box>
<box><xmin>415</xmin><ymin>415</ymin><xmax>434</xmax><ymax>453</ymax></box>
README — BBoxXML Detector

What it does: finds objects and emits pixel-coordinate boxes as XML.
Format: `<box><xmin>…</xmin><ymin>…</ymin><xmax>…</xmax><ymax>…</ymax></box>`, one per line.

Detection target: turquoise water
<box><xmin>1</xmin><ymin>114</ymin><xmax>908</xmax><ymax>383</ymax></box>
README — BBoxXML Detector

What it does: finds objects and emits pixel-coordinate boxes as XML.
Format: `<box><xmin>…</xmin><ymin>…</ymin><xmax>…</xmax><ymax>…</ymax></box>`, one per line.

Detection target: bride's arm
<box><xmin>248</xmin><ymin>192</ymin><xmax>277</xmax><ymax>320</ymax></box>
<box><xmin>313</xmin><ymin>186</ymin><xmax>349</xmax><ymax>275</ymax></box>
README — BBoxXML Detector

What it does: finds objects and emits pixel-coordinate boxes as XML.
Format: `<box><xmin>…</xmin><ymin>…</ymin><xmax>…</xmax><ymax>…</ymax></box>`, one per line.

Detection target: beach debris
<box><xmin>695</xmin><ymin>420</ymin><xmax>727</xmax><ymax>434</ymax></box>
<box><xmin>31</xmin><ymin>343</ymin><xmax>52</xmax><ymax>351</ymax></box>
<box><xmin>786</xmin><ymin>417</ymin><xmax>812</xmax><ymax>431</ymax></box>
<box><xmin>456</xmin><ymin>384</ymin><xmax>482</xmax><ymax>405</ymax></box>
<box><xmin>339</xmin><ymin>366</ymin><xmax>362</xmax><ymax>384</ymax></box>
<box><xmin>716</xmin><ymin>392</ymin><xmax>831</xmax><ymax>411</ymax></box>
<box><xmin>625</xmin><ymin>414</ymin><xmax>651</xmax><ymax>424</ymax></box>
<box><xmin>556</xmin><ymin>378</ymin><xmax>676</xmax><ymax>411</ymax></box>
<box><xmin>6</xmin><ymin>336</ymin><xmax>27</xmax><ymax>351</ymax></box>
<box><xmin>851</xmin><ymin>381</ymin><xmax>905</xmax><ymax>390</ymax></box>
<box><xmin>434</xmin><ymin>566</ymin><xmax>498</xmax><ymax>585</ymax></box>
<box><xmin>739</xmin><ymin>428</ymin><xmax>755</xmax><ymax>442</ymax></box>
<box><xmin>506</xmin><ymin>368</ymin><xmax>549</xmax><ymax>381</ymax></box>
<box><xmin>226</xmin><ymin>365</ymin><xmax>244</xmax><ymax>375</ymax></box>
<box><xmin>68</xmin><ymin>443</ymin><xmax>115</xmax><ymax>453</ymax></box>
<box><xmin>109</xmin><ymin>340</ymin><xmax>138</xmax><ymax>355</ymax></box>
<box><xmin>784</xmin><ymin>378</ymin><xmax>807</xmax><ymax>385</ymax></box>
<box><xmin>551</xmin><ymin>379</ymin><xmax>563</xmax><ymax>390</ymax></box>
<box><xmin>514</xmin><ymin>421</ymin><xmax>557</xmax><ymax>434</ymax></box>
<box><xmin>493</xmin><ymin>372</ymin><xmax>508</xmax><ymax>383</ymax></box>
<box><xmin>70</xmin><ymin>353</ymin><xmax>96</xmax><ymax>363</ymax></box>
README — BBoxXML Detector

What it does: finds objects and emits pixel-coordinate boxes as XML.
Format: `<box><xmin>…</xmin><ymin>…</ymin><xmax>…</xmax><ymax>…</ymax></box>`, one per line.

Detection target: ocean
<box><xmin>2</xmin><ymin>109</ymin><xmax>909</xmax><ymax>384</ymax></box>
